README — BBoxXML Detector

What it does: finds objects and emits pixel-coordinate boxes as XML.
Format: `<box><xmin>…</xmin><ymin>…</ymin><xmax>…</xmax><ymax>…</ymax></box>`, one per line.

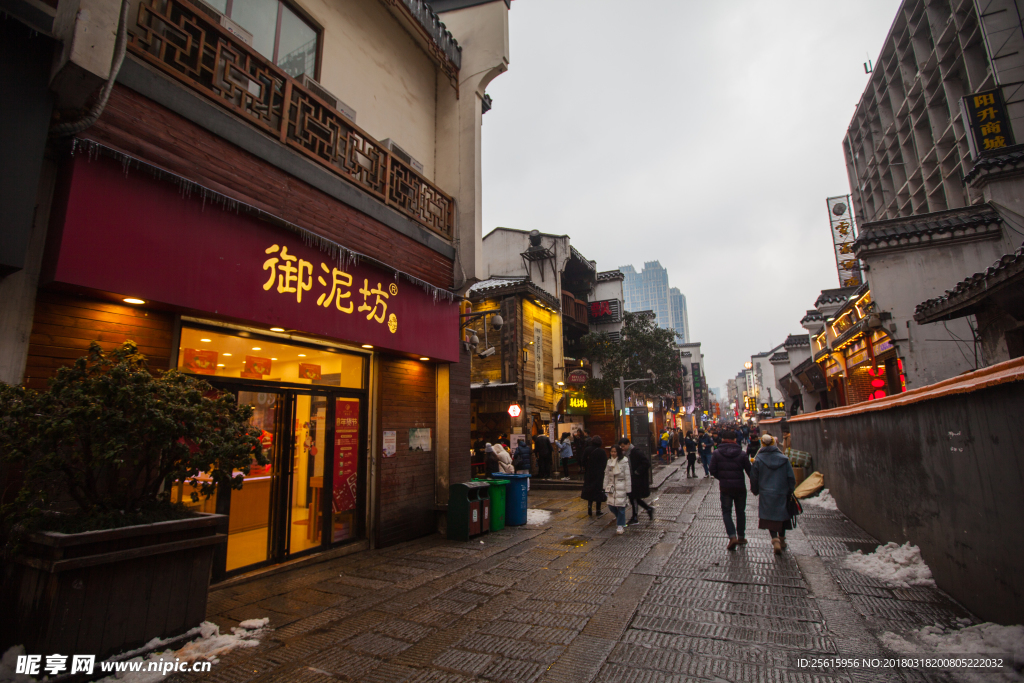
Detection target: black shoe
<box><xmin>647</xmin><ymin>508</ymin><xmax>655</xmax><ymax>522</ymax></box>
<box><xmin>627</xmin><ymin>516</ymin><xmax>639</xmax><ymax>526</ymax></box>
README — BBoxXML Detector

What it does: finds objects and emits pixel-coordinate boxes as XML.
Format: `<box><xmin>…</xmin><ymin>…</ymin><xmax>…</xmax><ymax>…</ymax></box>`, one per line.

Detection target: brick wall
<box><xmin>25</xmin><ymin>291</ymin><xmax>174</xmax><ymax>391</ymax></box>
<box><xmin>377</xmin><ymin>356</ymin><xmax>436</xmax><ymax>547</ymax></box>
<box><xmin>85</xmin><ymin>86</ymin><xmax>453</xmax><ymax>290</ymax></box>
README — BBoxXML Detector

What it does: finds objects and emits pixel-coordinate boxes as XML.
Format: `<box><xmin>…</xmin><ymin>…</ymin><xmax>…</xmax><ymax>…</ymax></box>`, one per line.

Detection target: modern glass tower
<box><xmin>619</xmin><ymin>261</ymin><xmax>688</xmax><ymax>342</ymax></box>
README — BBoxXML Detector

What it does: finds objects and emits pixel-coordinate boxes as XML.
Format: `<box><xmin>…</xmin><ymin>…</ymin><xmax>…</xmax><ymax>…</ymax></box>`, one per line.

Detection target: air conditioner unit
<box><xmin>298</xmin><ymin>75</ymin><xmax>357</xmax><ymax>123</ymax></box>
<box><xmin>193</xmin><ymin>0</ymin><xmax>253</xmax><ymax>46</ymax></box>
<box><xmin>380</xmin><ymin>138</ymin><xmax>425</xmax><ymax>175</ymax></box>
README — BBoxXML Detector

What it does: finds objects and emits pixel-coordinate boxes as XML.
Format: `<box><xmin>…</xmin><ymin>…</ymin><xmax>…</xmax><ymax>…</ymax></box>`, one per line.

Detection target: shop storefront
<box><xmin>35</xmin><ymin>151</ymin><xmax>460</xmax><ymax>576</ymax></box>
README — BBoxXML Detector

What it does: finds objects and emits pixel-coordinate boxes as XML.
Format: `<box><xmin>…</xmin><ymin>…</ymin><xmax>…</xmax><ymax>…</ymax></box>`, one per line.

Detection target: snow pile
<box><xmin>0</xmin><ymin>646</ymin><xmax>36</xmax><ymax>683</ymax></box>
<box><xmin>803</xmin><ymin>488</ymin><xmax>839</xmax><ymax>510</ymax></box>
<box><xmin>526</xmin><ymin>509</ymin><xmax>552</xmax><ymax>525</ymax></box>
<box><xmin>881</xmin><ymin>622</ymin><xmax>1024</xmax><ymax>681</ymax></box>
<box><xmin>845</xmin><ymin>542</ymin><xmax>935</xmax><ymax>587</ymax></box>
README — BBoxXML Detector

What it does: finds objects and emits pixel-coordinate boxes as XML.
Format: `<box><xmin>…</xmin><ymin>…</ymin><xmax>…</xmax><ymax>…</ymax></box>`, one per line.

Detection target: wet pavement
<box><xmin>177</xmin><ymin>463</ymin><xmax>975</xmax><ymax>683</ymax></box>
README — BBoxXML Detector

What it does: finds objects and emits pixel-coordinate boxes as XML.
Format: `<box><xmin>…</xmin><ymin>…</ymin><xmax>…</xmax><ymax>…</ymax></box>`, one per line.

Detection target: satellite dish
<box><xmin>832</xmin><ymin>202</ymin><xmax>848</xmax><ymax>216</ymax></box>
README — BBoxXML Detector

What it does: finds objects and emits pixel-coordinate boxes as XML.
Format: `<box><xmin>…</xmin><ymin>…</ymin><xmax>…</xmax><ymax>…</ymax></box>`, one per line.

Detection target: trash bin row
<box><xmin>447</xmin><ymin>473</ymin><xmax>530</xmax><ymax>541</ymax></box>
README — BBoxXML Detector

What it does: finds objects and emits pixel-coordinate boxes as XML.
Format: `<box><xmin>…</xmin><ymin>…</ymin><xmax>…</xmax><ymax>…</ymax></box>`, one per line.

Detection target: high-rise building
<box><xmin>619</xmin><ymin>261</ymin><xmax>687</xmax><ymax>341</ymax></box>
<box><xmin>670</xmin><ymin>287</ymin><xmax>690</xmax><ymax>343</ymax></box>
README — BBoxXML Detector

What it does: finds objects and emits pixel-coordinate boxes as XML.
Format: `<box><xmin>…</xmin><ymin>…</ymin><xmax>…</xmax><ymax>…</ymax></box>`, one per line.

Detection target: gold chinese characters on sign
<box><xmin>962</xmin><ymin>89</ymin><xmax>1015</xmax><ymax>158</ymax></box>
<box><xmin>262</xmin><ymin>245</ymin><xmax>398</xmax><ymax>332</ymax></box>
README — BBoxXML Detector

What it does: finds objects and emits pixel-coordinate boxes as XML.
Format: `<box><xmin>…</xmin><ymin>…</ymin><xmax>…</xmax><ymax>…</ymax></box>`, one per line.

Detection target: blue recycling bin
<box><xmin>492</xmin><ymin>473</ymin><xmax>529</xmax><ymax>526</ymax></box>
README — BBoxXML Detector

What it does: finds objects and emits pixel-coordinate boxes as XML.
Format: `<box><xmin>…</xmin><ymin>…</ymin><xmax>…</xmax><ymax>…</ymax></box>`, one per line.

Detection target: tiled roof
<box><xmin>597</xmin><ymin>270</ymin><xmax>625</xmax><ymax>281</ymax></box>
<box><xmin>468</xmin><ymin>276</ymin><xmax>526</xmax><ymax>294</ymax></box>
<box><xmin>467</xmin><ymin>277</ymin><xmax>561</xmax><ymax>309</ymax></box>
<box><xmin>962</xmin><ymin>146</ymin><xmax>1024</xmax><ymax>186</ymax></box>
<box><xmin>784</xmin><ymin>334</ymin><xmax>810</xmax><ymax>348</ymax></box>
<box><xmin>914</xmin><ymin>243</ymin><xmax>1024</xmax><ymax>324</ymax></box>
<box><xmin>815</xmin><ymin>287</ymin><xmax>860</xmax><ymax>307</ymax></box>
<box><xmin>800</xmin><ymin>309</ymin><xmax>823</xmax><ymax>324</ymax></box>
<box><xmin>853</xmin><ymin>204</ymin><xmax>1002</xmax><ymax>256</ymax></box>
<box><xmin>400</xmin><ymin>0</ymin><xmax>462</xmax><ymax>69</ymax></box>
<box><xmin>769</xmin><ymin>351</ymin><xmax>790</xmax><ymax>363</ymax></box>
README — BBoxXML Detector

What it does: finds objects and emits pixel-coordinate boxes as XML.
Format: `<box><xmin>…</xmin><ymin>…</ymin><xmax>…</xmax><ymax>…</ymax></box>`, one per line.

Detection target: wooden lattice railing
<box><xmin>126</xmin><ymin>0</ymin><xmax>454</xmax><ymax>239</ymax></box>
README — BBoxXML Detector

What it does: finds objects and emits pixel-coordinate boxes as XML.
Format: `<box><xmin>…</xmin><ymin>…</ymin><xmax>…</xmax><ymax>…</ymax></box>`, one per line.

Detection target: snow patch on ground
<box><xmin>845</xmin><ymin>541</ymin><xmax>935</xmax><ymax>587</ymax></box>
<box><xmin>0</xmin><ymin>619</ymin><xmax>270</xmax><ymax>683</ymax></box>
<box><xmin>526</xmin><ymin>509</ymin><xmax>552</xmax><ymax>525</ymax></box>
<box><xmin>803</xmin><ymin>488</ymin><xmax>839</xmax><ymax>510</ymax></box>
<box><xmin>881</xmin><ymin>622</ymin><xmax>1024</xmax><ymax>682</ymax></box>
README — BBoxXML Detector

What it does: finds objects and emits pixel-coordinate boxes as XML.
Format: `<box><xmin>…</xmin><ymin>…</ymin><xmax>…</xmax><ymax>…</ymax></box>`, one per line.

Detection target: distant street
<box><xmin>174</xmin><ymin>464</ymin><xmax>973</xmax><ymax>683</ymax></box>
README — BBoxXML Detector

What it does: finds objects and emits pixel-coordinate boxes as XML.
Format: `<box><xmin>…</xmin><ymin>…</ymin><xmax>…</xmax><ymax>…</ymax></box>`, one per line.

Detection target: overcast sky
<box><xmin>480</xmin><ymin>0</ymin><xmax>902</xmax><ymax>394</ymax></box>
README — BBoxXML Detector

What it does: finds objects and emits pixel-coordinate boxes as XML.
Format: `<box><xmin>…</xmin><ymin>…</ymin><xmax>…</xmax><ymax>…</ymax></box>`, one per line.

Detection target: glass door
<box><xmin>289</xmin><ymin>393</ymin><xmax>328</xmax><ymax>554</ymax></box>
<box><xmin>226</xmin><ymin>390</ymin><xmax>282</xmax><ymax>571</ymax></box>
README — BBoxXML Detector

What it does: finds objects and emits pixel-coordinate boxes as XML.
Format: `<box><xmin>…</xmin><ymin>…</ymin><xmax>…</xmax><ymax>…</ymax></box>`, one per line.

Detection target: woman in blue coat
<box><xmin>749</xmin><ymin>434</ymin><xmax>796</xmax><ymax>555</ymax></box>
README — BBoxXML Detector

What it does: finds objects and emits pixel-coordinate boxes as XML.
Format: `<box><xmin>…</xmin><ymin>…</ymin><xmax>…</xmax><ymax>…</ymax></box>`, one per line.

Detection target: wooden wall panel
<box><xmin>449</xmin><ymin>346</ymin><xmax>472</xmax><ymax>486</ymax></box>
<box><xmin>25</xmin><ymin>292</ymin><xmax>175</xmax><ymax>391</ymax></box>
<box><xmin>376</xmin><ymin>356</ymin><xmax>436</xmax><ymax>547</ymax></box>
<box><xmin>85</xmin><ymin>86</ymin><xmax>453</xmax><ymax>290</ymax></box>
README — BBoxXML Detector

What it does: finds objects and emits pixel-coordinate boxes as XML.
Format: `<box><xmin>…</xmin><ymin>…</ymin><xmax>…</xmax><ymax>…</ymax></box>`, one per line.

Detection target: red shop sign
<box><xmin>45</xmin><ymin>155</ymin><xmax>460</xmax><ymax>362</ymax></box>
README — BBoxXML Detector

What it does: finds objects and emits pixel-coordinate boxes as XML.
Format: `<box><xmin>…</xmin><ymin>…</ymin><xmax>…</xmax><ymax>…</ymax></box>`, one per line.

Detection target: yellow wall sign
<box><xmin>567</xmin><ymin>395</ymin><xmax>589</xmax><ymax>415</ymax></box>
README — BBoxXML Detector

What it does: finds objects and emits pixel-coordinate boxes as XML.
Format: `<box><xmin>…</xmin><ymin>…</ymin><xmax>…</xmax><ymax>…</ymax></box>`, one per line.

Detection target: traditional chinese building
<box><xmin>0</xmin><ymin>0</ymin><xmax>510</xmax><ymax>577</ymax></box>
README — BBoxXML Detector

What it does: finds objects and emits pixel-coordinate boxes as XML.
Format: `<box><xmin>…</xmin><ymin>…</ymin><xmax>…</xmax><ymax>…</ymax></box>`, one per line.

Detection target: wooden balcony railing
<box><xmin>126</xmin><ymin>0</ymin><xmax>454</xmax><ymax>239</ymax></box>
<box><xmin>560</xmin><ymin>290</ymin><xmax>589</xmax><ymax>327</ymax></box>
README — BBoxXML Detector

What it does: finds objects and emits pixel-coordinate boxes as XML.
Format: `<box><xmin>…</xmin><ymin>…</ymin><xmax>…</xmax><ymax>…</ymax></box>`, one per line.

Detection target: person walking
<box><xmin>558</xmin><ymin>433</ymin><xmax>574</xmax><ymax>479</ymax></box>
<box><xmin>746</xmin><ymin>434</ymin><xmax>761</xmax><ymax>462</ymax></box>
<box><xmin>493</xmin><ymin>443</ymin><xmax>514</xmax><ymax>474</ymax></box>
<box><xmin>684</xmin><ymin>431</ymin><xmax>698</xmax><ymax>478</ymax></box>
<box><xmin>697</xmin><ymin>430</ymin><xmax>714</xmax><ymax>477</ymax></box>
<box><xmin>622</xmin><ymin>437</ymin><xmax>654</xmax><ymax>524</ymax></box>
<box><xmin>580</xmin><ymin>435</ymin><xmax>607</xmax><ymax>516</ymax></box>
<box><xmin>513</xmin><ymin>438</ymin><xmax>532</xmax><ymax>489</ymax></box>
<box><xmin>603</xmin><ymin>443</ymin><xmax>632</xmax><ymax>535</ymax></box>
<box><xmin>669</xmin><ymin>430</ymin><xmax>680</xmax><ymax>465</ymax></box>
<box><xmin>749</xmin><ymin>433</ymin><xmax>797</xmax><ymax>555</ymax></box>
<box><xmin>534</xmin><ymin>431</ymin><xmax>553</xmax><ymax>480</ymax></box>
<box><xmin>708</xmin><ymin>429</ymin><xmax>751</xmax><ymax>550</ymax></box>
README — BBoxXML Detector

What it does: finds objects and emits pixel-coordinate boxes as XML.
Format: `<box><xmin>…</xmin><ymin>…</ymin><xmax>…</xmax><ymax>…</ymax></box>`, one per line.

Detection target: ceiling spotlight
<box><xmin>252</xmin><ymin>347</ymin><xmax>261</xmax><ymax>351</ymax></box>
<box><xmin>270</xmin><ymin>327</ymin><xmax>285</xmax><ymax>332</ymax></box>
<box><xmin>223</xmin><ymin>353</ymin><xmax>232</xmax><ymax>357</ymax></box>
<box><xmin>200</xmin><ymin>338</ymin><xmax>211</xmax><ymax>343</ymax></box>
<box><xmin>216</xmin><ymin>364</ymin><xmax>225</xmax><ymax>367</ymax></box>
<box><xmin>123</xmin><ymin>298</ymin><xmax>145</xmax><ymax>305</ymax></box>
<box><xmin>361</xmin><ymin>344</ymin><xmax>374</xmax><ymax>349</ymax></box>
<box><xmin>298</xmin><ymin>354</ymin><xmax>306</xmax><ymax>357</ymax></box>
<box><xmin>419</xmin><ymin>357</ymin><xmax>430</xmax><ymax>361</ymax></box>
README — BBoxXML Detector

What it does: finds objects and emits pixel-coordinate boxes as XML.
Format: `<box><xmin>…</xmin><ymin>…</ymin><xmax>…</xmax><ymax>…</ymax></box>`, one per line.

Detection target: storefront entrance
<box><xmin>171</xmin><ymin>325</ymin><xmax>368</xmax><ymax>578</ymax></box>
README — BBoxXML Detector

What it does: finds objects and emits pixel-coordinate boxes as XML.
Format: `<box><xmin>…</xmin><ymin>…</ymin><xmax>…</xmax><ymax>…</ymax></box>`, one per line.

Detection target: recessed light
<box><xmin>270</xmin><ymin>327</ymin><xmax>285</xmax><ymax>332</ymax></box>
<box><xmin>217</xmin><ymin>364</ymin><xmax>225</xmax><ymax>367</ymax></box>
<box><xmin>223</xmin><ymin>353</ymin><xmax>232</xmax><ymax>357</ymax></box>
<box><xmin>123</xmin><ymin>298</ymin><xmax>145</xmax><ymax>305</ymax></box>
<box><xmin>298</xmin><ymin>354</ymin><xmax>306</xmax><ymax>357</ymax></box>
<box><xmin>271</xmin><ymin>358</ymin><xmax>277</xmax><ymax>361</ymax></box>
<box><xmin>361</xmin><ymin>344</ymin><xmax>373</xmax><ymax>349</ymax></box>
<box><xmin>200</xmin><ymin>339</ymin><xmax>211</xmax><ymax>343</ymax></box>
<box><xmin>419</xmin><ymin>357</ymin><xmax>430</xmax><ymax>361</ymax></box>
<box><xmin>252</xmin><ymin>347</ymin><xmax>261</xmax><ymax>351</ymax></box>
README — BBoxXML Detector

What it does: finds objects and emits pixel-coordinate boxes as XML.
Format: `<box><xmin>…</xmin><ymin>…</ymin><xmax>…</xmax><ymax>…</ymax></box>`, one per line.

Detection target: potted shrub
<box><xmin>0</xmin><ymin>341</ymin><xmax>264</xmax><ymax>660</ymax></box>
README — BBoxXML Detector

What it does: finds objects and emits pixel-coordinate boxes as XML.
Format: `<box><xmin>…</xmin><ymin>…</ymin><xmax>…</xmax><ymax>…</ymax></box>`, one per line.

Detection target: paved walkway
<box><xmin>176</xmin><ymin>467</ymin><xmax>975</xmax><ymax>683</ymax></box>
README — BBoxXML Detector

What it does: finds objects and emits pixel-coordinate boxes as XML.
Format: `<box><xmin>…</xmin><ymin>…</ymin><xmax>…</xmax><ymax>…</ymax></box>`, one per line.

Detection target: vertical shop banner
<box><xmin>534</xmin><ymin>322</ymin><xmax>544</xmax><ymax>395</ymax></box>
<box><xmin>826</xmin><ymin>196</ymin><xmax>863</xmax><ymax>288</ymax></box>
<box><xmin>692</xmin><ymin>363</ymin><xmax>704</xmax><ymax>411</ymax></box>
<box><xmin>332</xmin><ymin>399</ymin><xmax>359</xmax><ymax>514</ymax></box>
<box><xmin>961</xmin><ymin>88</ymin><xmax>1015</xmax><ymax>158</ymax></box>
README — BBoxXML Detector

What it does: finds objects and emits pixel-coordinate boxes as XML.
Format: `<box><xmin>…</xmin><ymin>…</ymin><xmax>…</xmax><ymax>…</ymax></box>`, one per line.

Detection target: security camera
<box><xmin>491</xmin><ymin>314</ymin><xmax>503</xmax><ymax>331</ymax></box>
<box><xmin>478</xmin><ymin>347</ymin><xmax>496</xmax><ymax>358</ymax></box>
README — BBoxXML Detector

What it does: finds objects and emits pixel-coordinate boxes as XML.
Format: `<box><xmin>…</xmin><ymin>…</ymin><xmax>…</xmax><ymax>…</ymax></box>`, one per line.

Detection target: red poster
<box><xmin>182</xmin><ymin>348</ymin><xmax>218</xmax><ymax>375</ymax></box>
<box><xmin>332</xmin><ymin>399</ymin><xmax>360</xmax><ymax>514</ymax></box>
<box><xmin>245</xmin><ymin>356</ymin><xmax>272</xmax><ymax>375</ymax></box>
<box><xmin>298</xmin><ymin>363</ymin><xmax>322</xmax><ymax>380</ymax></box>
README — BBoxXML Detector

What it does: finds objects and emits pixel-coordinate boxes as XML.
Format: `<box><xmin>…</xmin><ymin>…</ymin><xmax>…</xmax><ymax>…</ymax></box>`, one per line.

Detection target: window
<box><xmin>204</xmin><ymin>0</ymin><xmax>318</xmax><ymax>79</ymax></box>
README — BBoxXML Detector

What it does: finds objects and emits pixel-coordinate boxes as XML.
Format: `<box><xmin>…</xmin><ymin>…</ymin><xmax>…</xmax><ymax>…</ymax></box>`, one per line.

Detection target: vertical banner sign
<box><xmin>534</xmin><ymin>322</ymin><xmax>544</xmax><ymax>395</ymax></box>
<box><xmin>826</xmin><ymin>196</ymin><xmax>863</xmax><ymax>288</ymax></box>
<box><xmin>692</xmin><ymin>364</ymin><xmax>704</xmax><ymax>411</ymax></box>
<box><xmin>332</xmin><ymin>399</ymin><xmax>359</xmax><ymax>522</ymax></box>
<box><xmin>961</xmin><ymin>89</ymin><xmax>1015</xmax><ymax>159</ymax></box>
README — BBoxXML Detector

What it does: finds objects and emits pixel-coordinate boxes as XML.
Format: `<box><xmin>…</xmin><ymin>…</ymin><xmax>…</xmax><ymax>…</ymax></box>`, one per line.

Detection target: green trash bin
<box><xmin>475</xmin><ymin>478</ymin><xmax>508</xmax><ymax>532</ymax></box>
<box><xmin>448</xmin><ymin>481</ymin><xmax>490</xmax><ymax>541</ymax></box>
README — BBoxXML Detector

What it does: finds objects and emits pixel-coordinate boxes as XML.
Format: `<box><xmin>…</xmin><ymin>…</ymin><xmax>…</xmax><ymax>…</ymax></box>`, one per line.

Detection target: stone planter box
<box><xmin>1</xmin><ymin>513</ymin><xmax>226</xmax><ymax>660</ymax></box>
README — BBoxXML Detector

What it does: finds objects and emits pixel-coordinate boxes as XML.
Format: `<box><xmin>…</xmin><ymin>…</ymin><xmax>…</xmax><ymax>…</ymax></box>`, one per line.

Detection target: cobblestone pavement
<box><xmin>176</xmin><ymin>464</ymin><xmax>976</xmax><ymax>683</ymax></box>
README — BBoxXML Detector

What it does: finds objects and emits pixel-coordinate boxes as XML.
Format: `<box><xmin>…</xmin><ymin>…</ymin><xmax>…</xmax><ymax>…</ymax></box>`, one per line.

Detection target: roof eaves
<box><xmin>914</xmin><ymin>243</ymin><xmax>1024</xmax><ymax>324</ymax></box>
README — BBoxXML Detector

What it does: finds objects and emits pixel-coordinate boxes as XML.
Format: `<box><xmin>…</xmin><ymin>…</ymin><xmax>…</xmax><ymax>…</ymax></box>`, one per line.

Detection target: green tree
<box><xmin>579</xmin><ymin>311</ymin><xmax>681</xmax><ymax>399</ymax></box>
<box><xmin>0</xmin><ymin>342</ymin><xmax>263</xmax><ymax>541</ymax></box>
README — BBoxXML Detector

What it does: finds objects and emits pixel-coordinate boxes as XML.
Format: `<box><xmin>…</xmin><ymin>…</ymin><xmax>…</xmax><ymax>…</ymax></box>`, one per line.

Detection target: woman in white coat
<box><xmin>603</xmin><ymin>445</ymin><xmax>632</xmax><ymax>534</ymax></box>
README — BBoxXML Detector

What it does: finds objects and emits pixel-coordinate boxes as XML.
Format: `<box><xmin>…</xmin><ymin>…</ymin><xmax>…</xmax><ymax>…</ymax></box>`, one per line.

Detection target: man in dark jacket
<box><xmin>622</xmin><ymin>438</ymin><xmax>654</xmax><ymax>524</ymax></box>
<box><xmin>697</xmin><ymin>430</ymin><xmax>715</xmax><ymax>477</ymax></box>
<box><xmin>533</xmin><ymin>432</ymin><xmax>553</xmax><ymax>479</ymax></box>
<box><xmin>709</xmin><ymin>429</ymin><xmax>752</xmax><ymax>550</ymax></box>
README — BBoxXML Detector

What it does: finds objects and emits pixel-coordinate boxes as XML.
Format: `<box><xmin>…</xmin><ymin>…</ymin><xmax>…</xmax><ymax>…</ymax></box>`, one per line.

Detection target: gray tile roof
<box><xmin>914</xmin><ymin>243</ymin><xmax>1024</xmax><ymax>323</ymax></box>
<box><xmin>597</xmin><ymin>270</ymin><xmax>625</xmax><ymax>281</ymax></box>
<box><xmin>800</xmin><ymin>309</ymin><xmax>823</xmax><ymax>324</ymax></box>
<box><xmin>815</xmin><ymin>287</ymin><xmax>860</xmax><ymax>307</ymax></box>
<box><xmin>784</xmin><ymin>334</ymin><xmax>810</xmax><ymax>348</ymax></box>
<box><xmin>769</xmin><ymin>351</ymin><xmax>790</xmax><ymax>363</ymax></box>
<box><xmin>854</xmin><ymin>204</ymin><xmax>1002</xmax><ymax>256</ymax></box>
<box><xmin>962</xmin><ymin>145</ymin><xmax>1024</xmax><ymax>187</ymax></box>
